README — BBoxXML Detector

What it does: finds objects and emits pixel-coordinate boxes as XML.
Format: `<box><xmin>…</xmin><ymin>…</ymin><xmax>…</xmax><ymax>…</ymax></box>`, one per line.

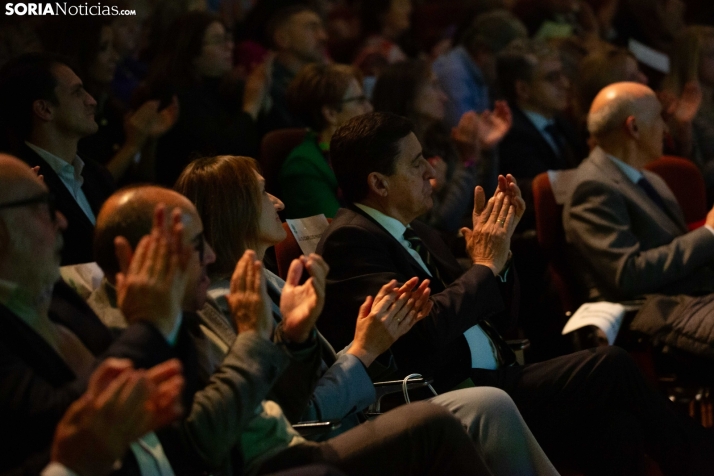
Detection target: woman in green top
<box><xmin>281</xmin><ymin>64</ymin><xmax>373</xmax><ymax>219</ymax></box>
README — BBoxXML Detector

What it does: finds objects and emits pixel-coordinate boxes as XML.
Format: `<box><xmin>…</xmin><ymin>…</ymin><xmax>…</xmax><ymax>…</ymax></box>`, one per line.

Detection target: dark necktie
<box><xmin>403</xmin><ymin>227</ymin><xmax>517</xmax><ymax>367</ymax></box>
<box><xmin>403</xmin><ymin>227</ymin><xmax>447</xmax><ymax>288</ymax></box>
<box><xmin>637</xmin><ymin>176</ymin><xmax>668</xmax><ymax>213</ymax></box>
<box><xmin>544</xmin><ymin>123</ymin><xmax>565</xmax><ymax>157</ymax></box>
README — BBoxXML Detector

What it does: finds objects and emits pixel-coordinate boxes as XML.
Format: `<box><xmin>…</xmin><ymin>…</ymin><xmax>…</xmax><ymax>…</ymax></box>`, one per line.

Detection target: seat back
<box><xmin>532</xmin><ymin>170</ymin><xmax>582</xmax><ymax>313</ymax></box>
<box><xmin>643</xmin><ymin>155</ymin><xmax>707</xmax><ymax>230</ymax></box>
<box><xmin>259</xmin><ymin>128</ymin><xmax>308</xmax><ymax>197</ymax></box>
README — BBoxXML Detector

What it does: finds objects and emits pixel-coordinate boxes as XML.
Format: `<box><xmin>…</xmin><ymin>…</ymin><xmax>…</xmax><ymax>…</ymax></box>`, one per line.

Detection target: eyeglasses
<box><xmin>0</xmin><ymin>192</ymin><xmax>57</xmax><ymax>221</ymax></box>
<box><xmin>338</xmin><ymin>95</ymin><xmax>370</xmax><ymax>106</ymax></box>
<box><xmin>191</xmin><ymin>231</ymin><xmax>205</xmax><ymax>263</ymax></box>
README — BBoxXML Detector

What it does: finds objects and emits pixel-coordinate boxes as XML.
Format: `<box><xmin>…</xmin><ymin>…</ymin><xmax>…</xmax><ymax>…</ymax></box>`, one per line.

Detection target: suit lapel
<box><xmin>512</xmin><ymin>106</ymin><xmax>567</xmax><ymax>170</ymax></box>
<box><xmin>641</xmin><ymin>170</ymin><xmax>689</xmax><ymax>234</ymax></box>
<box><xmin>19</xmin><ymin>144</ymin><xmax>95</xmax><ymax>232</ymax></box>
<box><xmin>0</xmin><ymin>303</ymin><xmax>76</xmax><ymax>385</ymax></box>
<box><xmin>348</xmin><ymin>205</ymin><xmax>435</xmax><ymax>284</ymax></box>
<box><xmin>590</xmin><ymin>150</ymin><xmax>685</xmax><ymax>236</ymax></box>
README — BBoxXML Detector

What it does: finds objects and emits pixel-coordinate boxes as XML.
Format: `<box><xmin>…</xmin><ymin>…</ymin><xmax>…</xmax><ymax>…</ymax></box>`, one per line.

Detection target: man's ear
<box><xmin>514</xmin><ymin>79</ymin><xmax>530</xmax><ymax>103</ymax></box>
<box><xmin>32</xmin><ymin>99</ymin><xmax>53</xmax><ymax>122</ymax></box>
<box><xmin>322</xmin><ymin>104</ymin><xmax>339</xmax><ymax>127</ymax></box>
<box><xmin>367</xmin><ymin>172</ymin><xmax>389</xmax><ymax>197</ymax></box>
<box><xmin>625</xmin><ymin>116</ymin><xmax>640</xmax><ymax>139</ymax></box>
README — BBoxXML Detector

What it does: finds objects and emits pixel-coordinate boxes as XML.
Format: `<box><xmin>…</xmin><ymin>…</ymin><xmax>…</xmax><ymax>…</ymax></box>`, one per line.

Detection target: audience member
<box><xmin>352</xmin><ymin>0</ymin><xmax>413</xmax><ymax>85</ymax></box>
<box><xmin>497</xmin><ymin>39</ymin><xmax>587</xmax><ymax>225</ymax></box>
<box><xmin>140</xmin><ymin>11</ymin><xmax>266</xmax><ymax>186</ymax></box>
<box><xmin>40</xmin><ymin>16</ymin><xmax>179</xmax><ymax>183</ymax></box>
<box><xmin>432</xmin><ymin>9</ymin><xmax>528</xmax><ymax>128</ymax></box>
<box><xmin>89</xmin><ymin>183</ymin><xmax>495</xmax><ymax>476</ymax></box>
<box><xmin>259</xmin><ymin>5</ymin><xmax>329</xmax><ymax>133</ymax></box>
<box><xmin>611</xmin><ymin>0</ymin><xmax>686</xmax><ymax>53</ymax></box>
<box><xmin>665</xmin><ymin>25</ymin><xmax>714</xmax><ymax>202</ymax></box>
<box><xmin>48</xmin><ymin>358</ymin><xmax>184</xmax><ymax>476</ymax></box>
<box><xmin>575</xmin><ymin>47</ymin><xmax>648</xmax><ymax>129</ymax></box>
<box><xmin>110</xmin><ymin>3</ymin><xmax>148</xmax><ymax>109</ymax></box>
<box><xmin>373</xmin><ymin>60</ymin><xmax>512</xmax><ymax>233</ymax></box>
<box><xmin>281</xmin><ymin>63</ymin><xmax>372</xmax><ymax>219</ymax></box>
<box><xmin>0</xmin><ymin>53</ymin><xmax>116</xmax><ymax>265</ymax></box>
<box><xmin>176</xmin><ymin>154</ymin><xmax>560</xmax><ymax>476</ymax></box>
<box><xmin>564</xmin><ymin>81</ymin><xmax>714</xmax><ymax>301</ymax></box>
<box><xmin>512</xmin><ymin>0</ymin><xmax>599</xmax><ymax>42</ymax></box>
<box><xmin>0</xmin><ymin>153</ymin><xmax>187</xmax><ymax>474</ymax></box>
<box><xmin>316</xmin><ymin>111</ymin><xmax>714</xmax><ymax>475</ymax></box>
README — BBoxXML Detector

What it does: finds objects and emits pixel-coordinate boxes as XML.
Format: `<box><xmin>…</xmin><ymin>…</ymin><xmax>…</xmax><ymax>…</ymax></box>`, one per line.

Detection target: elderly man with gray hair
<box><xmin>564</xmin><ymin>81</ymin><xmax>714</xmax><ymax>302</ymax></box>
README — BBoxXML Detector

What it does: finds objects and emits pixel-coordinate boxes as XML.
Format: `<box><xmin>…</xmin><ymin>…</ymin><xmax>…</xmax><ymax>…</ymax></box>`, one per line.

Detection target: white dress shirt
<box><xmin>26</xmin><ymin>142</ymin><xmax>96</xmax><ymax>224</ymax></box>
<box><xmin>355</xmin><ymin>204</ymin><xmax>500</xmax><ymax>370</ymax></box>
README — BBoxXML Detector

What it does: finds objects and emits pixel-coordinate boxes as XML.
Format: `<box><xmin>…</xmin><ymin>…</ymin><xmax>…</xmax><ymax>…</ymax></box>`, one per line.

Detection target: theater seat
<box><xmin>532</xmin><ymin>169</ymin><xmax>583</xmax><ymax>314</ymax></box>
<box><xmin>260</xmin><ymin>128</ymin><xmax>308</xmax><ymax>197</ymax></box>
<box><xmin>644</xmin><ymin>155</ymin><xmax>707</xmax><ymax>230</ymax></box>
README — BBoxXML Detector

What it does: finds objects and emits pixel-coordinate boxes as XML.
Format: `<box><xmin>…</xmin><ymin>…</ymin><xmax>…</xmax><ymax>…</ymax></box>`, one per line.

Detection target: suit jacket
<box><xmin>87</xmin><ymin>279</ymin><xmax>309</xmax><ymax>472</ymax></box>
<box><xmin>499</xmin><ymin>105</ymin><xmax>586</xmax><ymax>227</ymax></box>
<box><xmin>0</xmin><ymin>280</ymin><xmax>174</xmax><ymax>473</ymax></box>
<box><xmin>16</xmin><ymin>143</ymin><xmax>116</xmax><ymax>265</ymax></box>
<box><xmin>315</xmin><ymin>205</ymin><xmax>518</xmax><ymax>392</ymax></box>
<box><xmin>563</xmin><ymin>147</ymin><xmax>714</xmax><ymax>301</ymax></box>
<box><xmin>204</xmin><ymin>271</ymin><xmax>375</xmax><ymax>433</ymax></box>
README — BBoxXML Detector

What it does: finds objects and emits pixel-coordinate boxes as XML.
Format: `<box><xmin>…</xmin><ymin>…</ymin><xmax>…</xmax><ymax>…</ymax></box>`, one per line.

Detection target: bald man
<box><xmin>564</xmin><ymin>82</ymin><xmax>714</xmax><ymax>302</ymax></box>
<box><xmin>0</xmin><ymin>154</ymin><xmax>183</xmax><ymax>473</ymax></box>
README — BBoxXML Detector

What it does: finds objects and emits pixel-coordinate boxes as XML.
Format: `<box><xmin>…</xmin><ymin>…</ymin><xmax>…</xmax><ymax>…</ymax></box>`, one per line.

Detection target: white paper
<box><xmin>60</xmin><ymin>262</ymin><xmax>104</xmax><ymax>299</ymax></box>
<box><xmin>628</xmin><ymin>39</ymin><xmax>670</xmax><ymax>74</ymax></box>
<box><xmin>286</xmin><ymin>215</ymin><xmax>330</xmax><ymax>255</ymax></box>
<box><xmin>562</xmin><ymin>301</ymin><xmax>626</xmax><ymax>345</ymax></box>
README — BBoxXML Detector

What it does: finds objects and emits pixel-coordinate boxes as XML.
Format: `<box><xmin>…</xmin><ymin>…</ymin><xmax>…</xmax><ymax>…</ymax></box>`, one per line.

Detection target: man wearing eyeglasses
<box><xmin>495</xmin><ymin>39</ymin><xmax>586</xmax><ymax>228</ymax></box>
<box><xmin>0</xmin><ymin>53</ymin><xmax>115</xmax><ymax>266</ymax></box>
<box><xmin>0</xmin><ymin>154</ymin><xmax>186</xmax><ymax>474</ymax></box>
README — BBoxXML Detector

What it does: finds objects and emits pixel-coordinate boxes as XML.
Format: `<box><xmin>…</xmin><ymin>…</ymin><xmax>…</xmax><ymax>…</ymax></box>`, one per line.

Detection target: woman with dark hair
<box><xmin>280</xmin><ymin>63</ymin><xmax>372</xmax><ymax>219</ymax></box>
<box><xmin>352</xmin><ymin>0</ymin><xmax>413</xmax><ymax>92</ymax></box>
<box><xmin>372</xmin><ymin>59</ymin><xmax>511</xmax><ymax>233</ymax></box>
<box><xmin>40</xmin><ymin>15</ymin><xmax>178</xmax><ymax>183</ymax></box>
<box><xmin>174</xmin><ymin>154</ymin><xmax>560</xmax><ymax>476</ymax></box>
<box><xmin>141</xmin><ymin>10</ymin><xmax>268</xmax><ymax>186</ymax></box>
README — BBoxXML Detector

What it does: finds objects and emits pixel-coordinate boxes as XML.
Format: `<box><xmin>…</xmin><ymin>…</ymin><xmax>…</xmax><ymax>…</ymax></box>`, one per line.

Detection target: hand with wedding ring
<box><xmin>461</xmin><ymin>174</ymin><xmax>522</xmax><ymax>275</ymax></box>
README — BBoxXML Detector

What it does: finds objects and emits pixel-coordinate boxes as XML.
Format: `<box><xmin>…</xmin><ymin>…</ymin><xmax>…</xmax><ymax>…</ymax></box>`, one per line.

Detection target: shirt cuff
<box><xmin>498</xmin><ymin>251</ymin><xmax>513</xmax><ymax>283</ymax></box>
<box><xmin>165</xmin><ymin>312</ymin><xmax>183</xmax><ymax>346</ymax></box>
<box><xmin>42</xmin><ymin>462</ymin><xmax>79</xmax><ymax>476</ymax></box>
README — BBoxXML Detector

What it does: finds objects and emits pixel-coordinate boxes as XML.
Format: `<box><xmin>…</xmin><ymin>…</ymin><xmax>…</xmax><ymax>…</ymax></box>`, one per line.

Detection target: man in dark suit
<box><xmin>316</xmin><ymin>111</ymin><xmax>714</xmax><ymax>475</ymax></box>
<box><xmin>496</xmin><ymin>39</ymin><xmax>586</xmax><ymax>226</ymax></box>
<box><xmin>0</xmin><ymin>53</ymin><xmax>115</xmax><ymax>265</ymax></box>
<box><xmin>0</xmin><ymin>154</ymin><xmax>184</xmax><ymax>474</ymax></box>
<box><xmin>564</xmin><ymin>82</ymin><xmax>714</xmax><ymax>301</ymax></box>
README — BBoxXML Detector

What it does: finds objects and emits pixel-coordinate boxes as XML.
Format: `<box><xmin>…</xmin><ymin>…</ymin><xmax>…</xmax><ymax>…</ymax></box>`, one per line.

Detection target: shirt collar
<box><xmin>605</xmin><ymin>153</ymin><xmax>643</xmax><ymax>184</ymax></box>
<box><xmin>522</xmin><ymin>109</ymin><xmax>555</xmax><ymax>133</ymax></box>
<box><xmin>0</xmin><ymin>277</ymin><xmax>43</xmax><ymax>325</ymax></box>
<box><xmin>26</xmin><ymin>141</ymin><xmax>85</xmax><ymax>185</ymax></box>
<box><xmin>355</xmin><ymin>203</ymin><xmax>407</xmax><ymax>241</ymax></box>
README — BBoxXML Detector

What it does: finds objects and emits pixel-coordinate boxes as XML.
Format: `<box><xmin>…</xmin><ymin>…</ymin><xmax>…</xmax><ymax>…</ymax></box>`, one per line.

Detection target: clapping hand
<box><xmin>347</xmin><ymin>278</ymin><xmax>432</xmax><ymax>367</ymax></box>
<box><xmin>280</xmin><ymin>253</ymin><xmax>329</xmax><ymax>343</ymax></box>
<box><xmin>462</xmin><ymin>182</ymin><xmax>517</xmax><ymax>275</ymax></box>
<box><xmin>51</xmin><ymin>358</ymin><xmax>184</xmax><ymax>476</ymax></box>
<box><xmin>476</xmin><ymin>101</ymin><xmax>512</xmax><ymax>150</ymax></box>
<box><xmin>114</xmin><ymin>205</ymin><xmax>191</xmax><ymax>338</ymax></box>
<box><xmin>227</xmin><ymin>250</ymin><xmax>273</xmax><ymax>340</ymax></box>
